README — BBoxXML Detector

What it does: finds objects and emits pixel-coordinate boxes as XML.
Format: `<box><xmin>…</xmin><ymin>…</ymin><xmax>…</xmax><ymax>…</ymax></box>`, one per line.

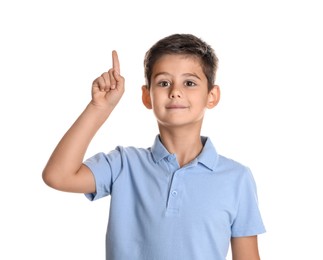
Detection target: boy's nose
<box><xmin>169</xmin><ymin>87</ymin><xmax>182</xmax><ymax>99</ymax></box>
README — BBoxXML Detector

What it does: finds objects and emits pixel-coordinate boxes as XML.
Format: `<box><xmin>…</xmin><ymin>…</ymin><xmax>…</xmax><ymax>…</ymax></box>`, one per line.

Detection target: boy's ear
<box><xmin>142</xmin><ymin>85</ymin><xmax>152</xmax><ymax>109</ymax></box>
<box><xmin>207</xmin><ymin>85</ymin><xmax>220</xmax><ymax>109</ymax></box>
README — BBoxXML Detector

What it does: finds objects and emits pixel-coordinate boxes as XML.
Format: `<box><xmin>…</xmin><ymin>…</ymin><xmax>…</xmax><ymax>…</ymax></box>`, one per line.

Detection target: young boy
<box><xmin>42</xmin><ymin>33</ymin><xmax>265</xmax><ymax>260</ymax></box>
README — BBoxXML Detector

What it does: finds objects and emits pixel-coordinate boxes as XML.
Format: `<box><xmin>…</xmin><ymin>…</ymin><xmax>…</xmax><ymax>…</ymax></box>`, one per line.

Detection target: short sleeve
<box><xmin>231</xmin><ymin>168</ymin><xmax>266</xmax><ymax>237</ymax></box>
<box><xmin>83</xmin><ymin>148</ymin><xmax>123</xmax><ymax>201</ymax></box>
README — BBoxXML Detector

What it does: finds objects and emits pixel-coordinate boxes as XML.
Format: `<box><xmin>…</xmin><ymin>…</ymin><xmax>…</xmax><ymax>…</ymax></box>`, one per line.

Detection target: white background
<box><xmin>1</xmin><ymin>0</ymin><xmax>322</xmax><ymax>259</ymax></box>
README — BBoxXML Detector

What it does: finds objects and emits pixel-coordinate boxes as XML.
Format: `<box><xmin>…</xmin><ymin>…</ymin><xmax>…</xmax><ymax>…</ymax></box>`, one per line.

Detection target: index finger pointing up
<box><xmin>112</xmin><ymin>50</ymin><xmax>120</xmax><ymax>74</ymax></box>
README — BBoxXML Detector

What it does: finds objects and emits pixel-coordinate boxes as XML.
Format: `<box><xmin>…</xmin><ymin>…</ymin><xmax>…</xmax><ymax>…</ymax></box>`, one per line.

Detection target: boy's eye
<box><xmin>158</xmin><ymin>81</ymin><xmax>171</xmax><ymax>87</ymax></box>
<box><xmin>185</xmin><ymin>81</ymin><xmax>196</xmax><ymax>87</ymax></box>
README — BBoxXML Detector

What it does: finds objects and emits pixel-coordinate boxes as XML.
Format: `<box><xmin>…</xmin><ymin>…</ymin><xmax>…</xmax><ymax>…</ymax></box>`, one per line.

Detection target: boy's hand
<box><xmin>91</xmin><ymin>50</ymin><xmax>125</xmax><ymax>109</ymax></box>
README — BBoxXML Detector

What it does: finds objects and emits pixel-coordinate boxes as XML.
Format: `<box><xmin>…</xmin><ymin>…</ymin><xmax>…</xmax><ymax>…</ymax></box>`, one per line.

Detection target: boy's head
<box><xmin>143</xmin><ymin>34</ymin><xmax>218</xmax><ymax>92</ymax></box>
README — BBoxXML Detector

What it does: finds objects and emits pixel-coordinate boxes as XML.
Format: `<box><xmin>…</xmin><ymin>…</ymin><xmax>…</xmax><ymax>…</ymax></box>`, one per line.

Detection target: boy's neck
<box><xmin>158</xmin><ymin>126</ymin><xmax>204</xmax><ymax>168</ymax></box>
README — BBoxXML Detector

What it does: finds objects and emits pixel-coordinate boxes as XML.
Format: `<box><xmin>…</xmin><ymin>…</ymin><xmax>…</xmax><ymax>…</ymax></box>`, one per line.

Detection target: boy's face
<box><xmin>142</xmin><ymin>54</ymin><xmax>219</xmax><ymax>129</ymax></box>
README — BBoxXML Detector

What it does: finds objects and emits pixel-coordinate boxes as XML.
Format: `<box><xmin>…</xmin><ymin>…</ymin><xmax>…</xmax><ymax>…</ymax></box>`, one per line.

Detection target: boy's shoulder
<box><xmin>113</xmin><ymin>144</ymin><xmax>154</xmax><ymax>160</ymax></box>
<box><xmin>200</xmin><ymin>136</ymin><xmax>251</xmax><ymax>174</ymax></box>
<box><xmin>217</xmin><ymin>153</ymin><xmax>248</xmax><ymax>169</ymax></box>
<box><xmin>215</xmin><ymin>153</ymin><xmax>256</xmax><ymax>185</ymax></box>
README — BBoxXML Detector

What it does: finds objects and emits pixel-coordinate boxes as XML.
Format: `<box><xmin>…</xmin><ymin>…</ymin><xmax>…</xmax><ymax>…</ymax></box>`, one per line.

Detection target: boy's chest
<box><xmin>120</xmin><ymin>161</ymin><xmax>237</xmax><ymax>226</ymax></box>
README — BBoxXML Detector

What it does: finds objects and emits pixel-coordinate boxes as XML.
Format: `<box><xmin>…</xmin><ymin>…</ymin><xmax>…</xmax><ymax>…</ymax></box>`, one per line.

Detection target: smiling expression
<box><xmin>142</xmin><ymin>54</ymin><xmax>219</xmax><ymax>129</ymax></box>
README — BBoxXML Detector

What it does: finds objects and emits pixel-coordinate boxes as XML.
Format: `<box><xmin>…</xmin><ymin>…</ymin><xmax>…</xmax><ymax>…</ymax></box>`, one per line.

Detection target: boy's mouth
<box><xmin>165</xmin><ymin>104</ymin><xmax>188</xmax><ymax>109</ymax></box>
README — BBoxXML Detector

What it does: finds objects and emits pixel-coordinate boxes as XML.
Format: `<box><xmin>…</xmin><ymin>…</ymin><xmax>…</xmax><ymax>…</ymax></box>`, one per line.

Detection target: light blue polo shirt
<box><xmin>84</xmin><ymin>135</ymin><xmax>265</xmax><ymax>260</ymax></box>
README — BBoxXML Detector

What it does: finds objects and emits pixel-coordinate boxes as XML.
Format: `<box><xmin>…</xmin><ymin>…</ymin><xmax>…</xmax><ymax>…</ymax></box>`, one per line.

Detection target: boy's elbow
<box><xmin>42</xmin><ymin>164</ymin><xmax>93</xmax><ymax>193</ymax></box>
<box><xmin>42</xmin><ymin>169</ymin><xmax>54</xmax><ymax>188</ymax></box>
<box><xmin>42</xmin><ymin>168</ymin><xmax>62</xmax><ymax>190</ymax></box>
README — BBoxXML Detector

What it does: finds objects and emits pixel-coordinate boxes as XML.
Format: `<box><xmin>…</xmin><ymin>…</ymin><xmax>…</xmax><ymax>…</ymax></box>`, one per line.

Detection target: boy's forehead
<box><xmin>153</xmin><ymin>54</ymin><xmax>203</xmax><ymax>73</ymax></box>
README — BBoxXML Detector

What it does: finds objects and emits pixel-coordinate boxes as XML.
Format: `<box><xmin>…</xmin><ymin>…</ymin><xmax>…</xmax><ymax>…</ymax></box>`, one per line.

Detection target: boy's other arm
<box><xmin>231</xmin><ymin>236</ymin><xmax>261</xmax><ymax>260</ymax></box>
<box><xmin>42</xmin><ymin>51</ymin><xmax>124</xmax><ymax>194</ymax></box>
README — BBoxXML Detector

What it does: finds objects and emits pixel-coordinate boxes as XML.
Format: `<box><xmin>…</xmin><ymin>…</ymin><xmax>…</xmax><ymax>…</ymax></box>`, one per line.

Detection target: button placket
<box><xmin>166</xmin><ymin>169</ymin><xmax>183</xmax><ymax>214</ymax></box>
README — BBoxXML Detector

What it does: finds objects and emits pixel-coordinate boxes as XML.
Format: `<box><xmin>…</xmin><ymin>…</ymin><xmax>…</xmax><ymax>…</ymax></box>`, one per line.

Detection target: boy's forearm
<box><xmin>43</xmin><ymin>102</ymin><xmax>113</xmax><ymax>182</ymax></box>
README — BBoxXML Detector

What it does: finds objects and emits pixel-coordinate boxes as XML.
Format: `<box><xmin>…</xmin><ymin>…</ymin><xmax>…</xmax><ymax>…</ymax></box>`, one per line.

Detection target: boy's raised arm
<box><xmin>42</xmin><ymin>51</ymin><xmax>125</xmax><ymax>193</ymax></box>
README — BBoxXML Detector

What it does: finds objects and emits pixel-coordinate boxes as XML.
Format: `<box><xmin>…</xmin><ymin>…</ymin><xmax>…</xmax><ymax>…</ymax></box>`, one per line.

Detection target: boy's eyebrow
<box><xmin>183</xmin><ymin>73</ymin><xmax>201</xmax><ymax>80</ymax></box>
<box><xmin>153</xmin><ymin>72</ymin><xmax>171</xmax><ymax>78</ymax></box>
<box><xmin>154</xmin><ymin>72</ymin><xmax>202</xmax><ymax>80</ymax></box>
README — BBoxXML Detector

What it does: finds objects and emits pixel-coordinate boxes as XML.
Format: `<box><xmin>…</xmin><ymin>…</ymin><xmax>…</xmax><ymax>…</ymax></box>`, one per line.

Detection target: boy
<box><xmin>42</xmin><ymin>33</ymin><xmax>265</xmax><ymax>260</ymax></box>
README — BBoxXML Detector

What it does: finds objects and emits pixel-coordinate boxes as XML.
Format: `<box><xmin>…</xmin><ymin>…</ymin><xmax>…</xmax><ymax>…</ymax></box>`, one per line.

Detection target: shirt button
<box><xmin>171</xmin><ymin>190</ymin><xmax>178</xmax><ymax>196</ymax></box>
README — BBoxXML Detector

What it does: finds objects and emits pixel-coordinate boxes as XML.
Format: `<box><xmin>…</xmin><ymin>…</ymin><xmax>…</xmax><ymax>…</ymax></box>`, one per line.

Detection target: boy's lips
<box><xmin>165</xmin><ymin>104</ymin><xmax>188</xmax><ymax>109</ymax></box>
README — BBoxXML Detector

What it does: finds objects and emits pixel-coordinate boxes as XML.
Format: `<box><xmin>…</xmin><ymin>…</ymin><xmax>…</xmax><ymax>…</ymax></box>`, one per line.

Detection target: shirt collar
<box><xmin>151</xmin><ymin>135</ymin><xmax>219</xmax><ymax>172</ymax></box>
<box><xmin>197</xmin><ymin>136</ymin><xmax>219</xmax><ymax>171</ymax></box>
<box><xmin>151</xmin><ymin>135</ymin><xmax>171</xmax><ymax>163</ymax></box>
